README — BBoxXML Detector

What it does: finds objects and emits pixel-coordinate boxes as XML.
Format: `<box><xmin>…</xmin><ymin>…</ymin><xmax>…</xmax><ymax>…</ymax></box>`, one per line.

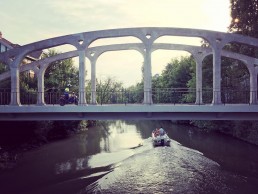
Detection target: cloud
<box><xmin>43</xmin><ymin>0</ymin><xmax>230</xmax><ymax>34</ymax></box>
<box><xmin>45</xmin><ymin>0</ymin><xmax>127</xmax><ymax>31</ymax></box>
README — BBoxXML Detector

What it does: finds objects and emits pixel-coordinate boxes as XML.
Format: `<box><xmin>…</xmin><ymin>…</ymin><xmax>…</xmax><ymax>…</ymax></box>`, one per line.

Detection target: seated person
<box><xmin>154</xmin><ymin>128</ymin><xmax>160</xmax><ymax>137</ymax></box>
<box><xmin>159</xmin><ymin>127</ymin><xmax>165</xmax><ymax>135</ymax></box>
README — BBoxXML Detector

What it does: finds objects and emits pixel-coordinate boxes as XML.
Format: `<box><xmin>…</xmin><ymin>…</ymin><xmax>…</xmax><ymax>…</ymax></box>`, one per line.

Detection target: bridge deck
<box><xmin>0</xmin><ymin>104</ymin><xmax>257</xmax><ymax>120</ymax></box>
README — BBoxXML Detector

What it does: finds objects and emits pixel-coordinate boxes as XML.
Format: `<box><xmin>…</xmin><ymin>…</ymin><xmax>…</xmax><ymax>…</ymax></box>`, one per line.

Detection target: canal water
<box><xmin>0</xmin><ymin>120</ymin><xmax>258</xmax><ymax>194</ymax></box>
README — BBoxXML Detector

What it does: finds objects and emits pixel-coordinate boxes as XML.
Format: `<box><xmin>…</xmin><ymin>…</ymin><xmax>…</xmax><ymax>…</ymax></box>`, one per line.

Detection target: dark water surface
<box><xmin>0</xmin><ymin>120</ymin><xmax>258</xmax><ymax>194</ymax></box>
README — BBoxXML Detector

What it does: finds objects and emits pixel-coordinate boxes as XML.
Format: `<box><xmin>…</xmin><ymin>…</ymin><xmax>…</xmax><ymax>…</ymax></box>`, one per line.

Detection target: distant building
<box><xmin>0</xmin><ymin>31</ymin><xmax>42</xmax><ymax>78</ymax></box>
<box><xmin>0</xmin><ymin>31</ymin><xmax>12</xmax><ymax>52</ymax></box>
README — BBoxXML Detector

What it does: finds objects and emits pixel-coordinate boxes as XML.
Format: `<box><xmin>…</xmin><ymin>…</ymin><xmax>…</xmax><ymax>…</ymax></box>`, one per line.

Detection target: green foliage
<box><xmin>0</xmin><ymin>78</ymin><xmax>10</xmax><ymax>89</ymax></box>
<box><xmin>0</xmin><ymin>62</ymin><xmax>9</xmax><ymax>73</ymax></box>
<box><xmin>0</xmin><ymin>63</ymin><xmax>10</xmax><ymax>89</ymax></box>
<box><xmin>96</xmin><ymin>77</ymin><xmax>124</xmax><ymax>104</ymax></box>
<box><xmin>229</xmin><ymin>0</ymin><xmax>258</xmax><ymax>57</ymax></box>
<box><xmin>20</xmin><ymin>72</ymin><xmax>37</xmax><ymax>91</ymax></box>
<box><xmin>190</xmin><ymin>120</ymin><xmax>235</xmax><ymax>133</ymax></box>
<box><xmin>229</xmin><ymin>0</ymin><xmax>258</xmax><ymax>38</ymax></box>
<box><xmin>43</xmin><ymin>49</ymin><xmax>79</xmax><ymax>92</ymax></box>
<box><xmin>47</xmin><ymin>120</ymin><xmax>82</xmax><ymax>140</ymax></box>
<box><xmin>190</xmin><ymin>0</ymin><xmax>258</xmax><ymax>139</ymax></box>
<box><xmin>0</xmin><ymin>49</ymin><xmax>79</xmax><ymax>104</ymax></box>
<box><xmin>221</xmin><ymin>57</ymin><xmax>250</xmax><ymax>103</ymax></box>
<box><xmin>151</xmin><ymin>56</ymin><xmax>195</xmax><ymax>103</ymax></box>
<box><xmin>191</xmin><ymin>119</ymin><xmax>258</xmax><ymax>145</ymax></box>
<box><xmin>126</xmin><ymin>82</ymin><xmax>144</xmax><ymax>103</ymax></box>
<box><xmin>160</xmin><ymin>56</ymin><xmax>194</xmax><ymax>88</ymax></box>
<box><xmin>186</xmin><ymin>53</ymin><xmax>250</xmax><ymax>104</ymax></box>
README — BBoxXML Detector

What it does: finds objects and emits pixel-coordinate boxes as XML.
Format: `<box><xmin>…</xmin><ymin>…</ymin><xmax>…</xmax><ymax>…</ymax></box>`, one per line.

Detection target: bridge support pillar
<box><xmin>79</xmin><ymin>50</ymin><xmax>87</xmax><ymax>105</ymax></box>
<box><xmin>212</xmin><ymin>45</ymin><xmax>222</xmax><ymax>105</ymax></box>
<box><xmin>250</xmin><ymin>91</ymin><xmax>257</xmax><ymax>105</ymax></box>
<box><xmin>37</xmin><ymin>69</ymin><xmax>46</xmax><ymax>105</ymax></box>
<box><xmin>250</xmin><ymin>69</ymin><xmax>257</xmax><ymax>104</ymax></box>
<box><xmin>143</xmin><ymin>47</ymin><xmax>153</xmax><ymax>105</ymax></box>
<box><xmin>195</xmin><ymin>59</ymin><xmax>203</xmax><ymax>105</ymax></box>
<box><xmin>90</xmin><ymin>58</ymin><xmax>97</xmax><ymax>104</ymax></box>
<box><xmin>10</xmin><ymin>67</ymin><xmax>21</xmax><ymax>106</ymax></box>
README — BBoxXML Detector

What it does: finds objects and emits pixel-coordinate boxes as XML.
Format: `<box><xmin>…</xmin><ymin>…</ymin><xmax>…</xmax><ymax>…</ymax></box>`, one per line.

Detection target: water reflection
<box><xmin>55</xmin><ymin>121</ymin><xmax>145</xmax><ymax>176</ymax></box>
<box><xmin>99</xmin><ymin>121</ymin><xmax>143</xmax><ymax>152</ymax></box>
<box><xmin>0</xmin><ymin>120</ymin><xmax>258</xmax><ymax>194</ymax></box>
<box><xmin>169</xmin><ymin>125</ymin><xmax>258</xmax><ymax>178</ymax></box>
<box><xmin>55</xmin><ymin>157</ymin><xmax>89</xmax><ymax>175</ymax></box>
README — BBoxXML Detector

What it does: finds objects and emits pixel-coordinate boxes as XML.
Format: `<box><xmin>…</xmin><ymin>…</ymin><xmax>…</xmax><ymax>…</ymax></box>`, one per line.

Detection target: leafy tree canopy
<box><xmin>229</xmin><ymin>0</ymin><xmax>258</xmax><ymax>38</ymax></box>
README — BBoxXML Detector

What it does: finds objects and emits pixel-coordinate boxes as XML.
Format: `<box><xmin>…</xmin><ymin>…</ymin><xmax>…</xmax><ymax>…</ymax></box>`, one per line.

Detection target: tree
<box><xmin>229</xmin><ymin>0</ymin><xmax>258</xmax><ymax>38</ymax></box>
<box><xmin>42</xmin><ymin>49</ymin><xmax>79</xmax><ymax>93</ymax></box>
<box><xmin>160</xmin><ymin>56</ymin><xmax>194</xmax><ymax>89</ymax></box>
<box><xmin>96</xmin><ymin>77</ymin><xmax>124</xmax><ymax>104</ymax></box>
<box><xmin>226</xmin><ymin>0</ymin><xmax>254</xmax><ymax>102</ymax></box>
<box><xmin>150</xmin><ymin>56</ymin><xmax>195</xmax><ymax>103</ymax></box>
<box><xmin>126</xmin><ymin>82</ymin><xmax>144</xmax><ymax>103</ymax></box>
<box><xmin>229</xmin><ymin>0</ymin><xmax>258</xmax><ymax>57</ymax></box>
<box><xmin>0</xmin><ymin>63</ymin><xmax>10</xmax><ymax>89</ymax></box>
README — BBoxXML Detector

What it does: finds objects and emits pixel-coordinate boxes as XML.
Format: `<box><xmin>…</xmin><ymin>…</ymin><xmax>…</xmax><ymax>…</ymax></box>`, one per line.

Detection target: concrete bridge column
<box><xmin>37</xmin><ymin>69</ymin><xmax>45</xmax><ymax>105</ymax></box>
<box><xmin>250</xmin><ymin>68</ymin><xmax>257</xmax><ymax>104</ymax></box>
<box><xmin>195</xmin><ymin>59</ymin><xmax>203</xmax><ymax>104</ymax></box>
<box><xmin>90</xmin><ymin>58</ymin><xmax>97</xmax><ymax>104</ymax></box>
<box><xmin>10</xmin><ymin>66</ymin><xmax>21</xmax><ymax>106</ymax></box>
<box><xmin>212</xmin><ymin>46</ymin><xmax>222</xmax><ymax>105</ymax></box>
<box><xmin>79</xmin><ymin>50</ymin><xmax>87</xmax><ymax>105</ymax></box>
<box><xmin>143</xmin><ymin>47</ymin><xmax>153</xmax><ymax>104</ymax></box>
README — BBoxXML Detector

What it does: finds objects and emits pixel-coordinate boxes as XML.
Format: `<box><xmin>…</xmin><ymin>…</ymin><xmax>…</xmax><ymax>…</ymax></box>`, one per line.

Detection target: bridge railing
<box><xmin>44</xmin><ymin>92</ymin><xmax>62</xmax><ymax>105</ymax></box>
<box><xmin>152</xmin><ymin>88</ymin><xmax>199</xmax><ymax>104</ymax></box>
<box><xmin>0</xmin><ymin>88</ymin><xmax>11</xmax><ymax>105</ymax></box>
<box><xmin>221</xmin><ymin>89</ymin><xmax>250</xmax><ymax>104</ymax></box>
<box><xmin>0</xmin><ymin>88</ymin><xmax>254</xmax><ymax>105</ymax></box>
<box><xmin>96</xmin><ymin>89</ymin><xmax>144</xmax><ymax>104</ymax></box>
<box><xmin>149</xmin><ymin>88</ymin><xmax>214</xmax><ymax>104</ymax></box>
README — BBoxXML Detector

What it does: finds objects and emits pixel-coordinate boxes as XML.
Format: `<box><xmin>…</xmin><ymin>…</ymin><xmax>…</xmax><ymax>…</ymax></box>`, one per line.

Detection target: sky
<box><xmin>0</xmin><ymin>0</ymin><xmax>231</xmax><ymax>87</ymax></box>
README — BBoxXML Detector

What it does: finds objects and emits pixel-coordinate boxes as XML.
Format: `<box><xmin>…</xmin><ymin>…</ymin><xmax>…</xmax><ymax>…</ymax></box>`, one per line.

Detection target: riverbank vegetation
<box><xmin>0</xmin><ymin>120</ymin><xmax>90</xmax><ymax>170</ymax></box>
<box><xmin>0</xmin><ymin>49</ymin><xmax>86</xmax><ymax>169</ymax></box>
<box><xmin>128</xmin><ymin>53</ymin><xmax>258</xmax><ymax>146</ymax></box>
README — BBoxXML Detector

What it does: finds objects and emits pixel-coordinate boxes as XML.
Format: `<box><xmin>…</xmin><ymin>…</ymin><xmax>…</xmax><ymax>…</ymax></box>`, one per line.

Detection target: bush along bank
<box><xmin>0</xmin><ymin>120</ymin><xmax>90</xmax><ymax>170</ymax></box>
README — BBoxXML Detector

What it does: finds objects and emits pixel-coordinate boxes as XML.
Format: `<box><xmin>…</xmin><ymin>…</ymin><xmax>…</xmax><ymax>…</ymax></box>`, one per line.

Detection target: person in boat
<box><xmin>153</xmin><ymin>128</ymin><xmax>159</xmax><ymax>137</ymax></box>
<box><xmin>159</xmin><ymin>126</ymin><xmax>165</xmax><ymax>135</ymax></box>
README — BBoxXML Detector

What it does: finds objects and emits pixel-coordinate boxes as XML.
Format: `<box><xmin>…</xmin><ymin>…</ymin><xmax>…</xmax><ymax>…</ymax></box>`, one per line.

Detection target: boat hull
<box><xmin>152</xmin><ymin>133</ymin><xmax>171</xmax><ymax>146</ymax></box>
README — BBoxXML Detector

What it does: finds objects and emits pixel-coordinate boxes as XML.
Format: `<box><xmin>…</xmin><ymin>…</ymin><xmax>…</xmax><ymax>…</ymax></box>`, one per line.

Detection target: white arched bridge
<box><xmin>1</xmin><ymin>27</ymin><xmax>258</xmax><ymax>120</ymax></box>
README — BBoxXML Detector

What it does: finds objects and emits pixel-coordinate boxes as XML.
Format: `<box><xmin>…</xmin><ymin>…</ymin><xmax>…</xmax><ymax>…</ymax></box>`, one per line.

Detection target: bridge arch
<box><xmin>86</xmin><ymin>43</ymin><xmax>144</xmax><ymax>104</ymax></box>
<box><xmin>1</xmin><ymin>44</ymin><xmax>255</xmax><ymax>106</ymax></box>
<box><xmin>1</xmin><ymin>44</ymin><xmax>258</xmax><ymax>106</ymax></box>
<box><xmin>1</xmin><ymin>27</ymin><xmax>258</xmax><ymax>106</ymax></box>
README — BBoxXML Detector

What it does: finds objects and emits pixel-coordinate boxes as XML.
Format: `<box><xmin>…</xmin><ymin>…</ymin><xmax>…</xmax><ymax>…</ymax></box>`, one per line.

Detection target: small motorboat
<box><xmin>152</xmin><ymin>129</ymin><xmax>171</xmax><ymax>146</ymax></box>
